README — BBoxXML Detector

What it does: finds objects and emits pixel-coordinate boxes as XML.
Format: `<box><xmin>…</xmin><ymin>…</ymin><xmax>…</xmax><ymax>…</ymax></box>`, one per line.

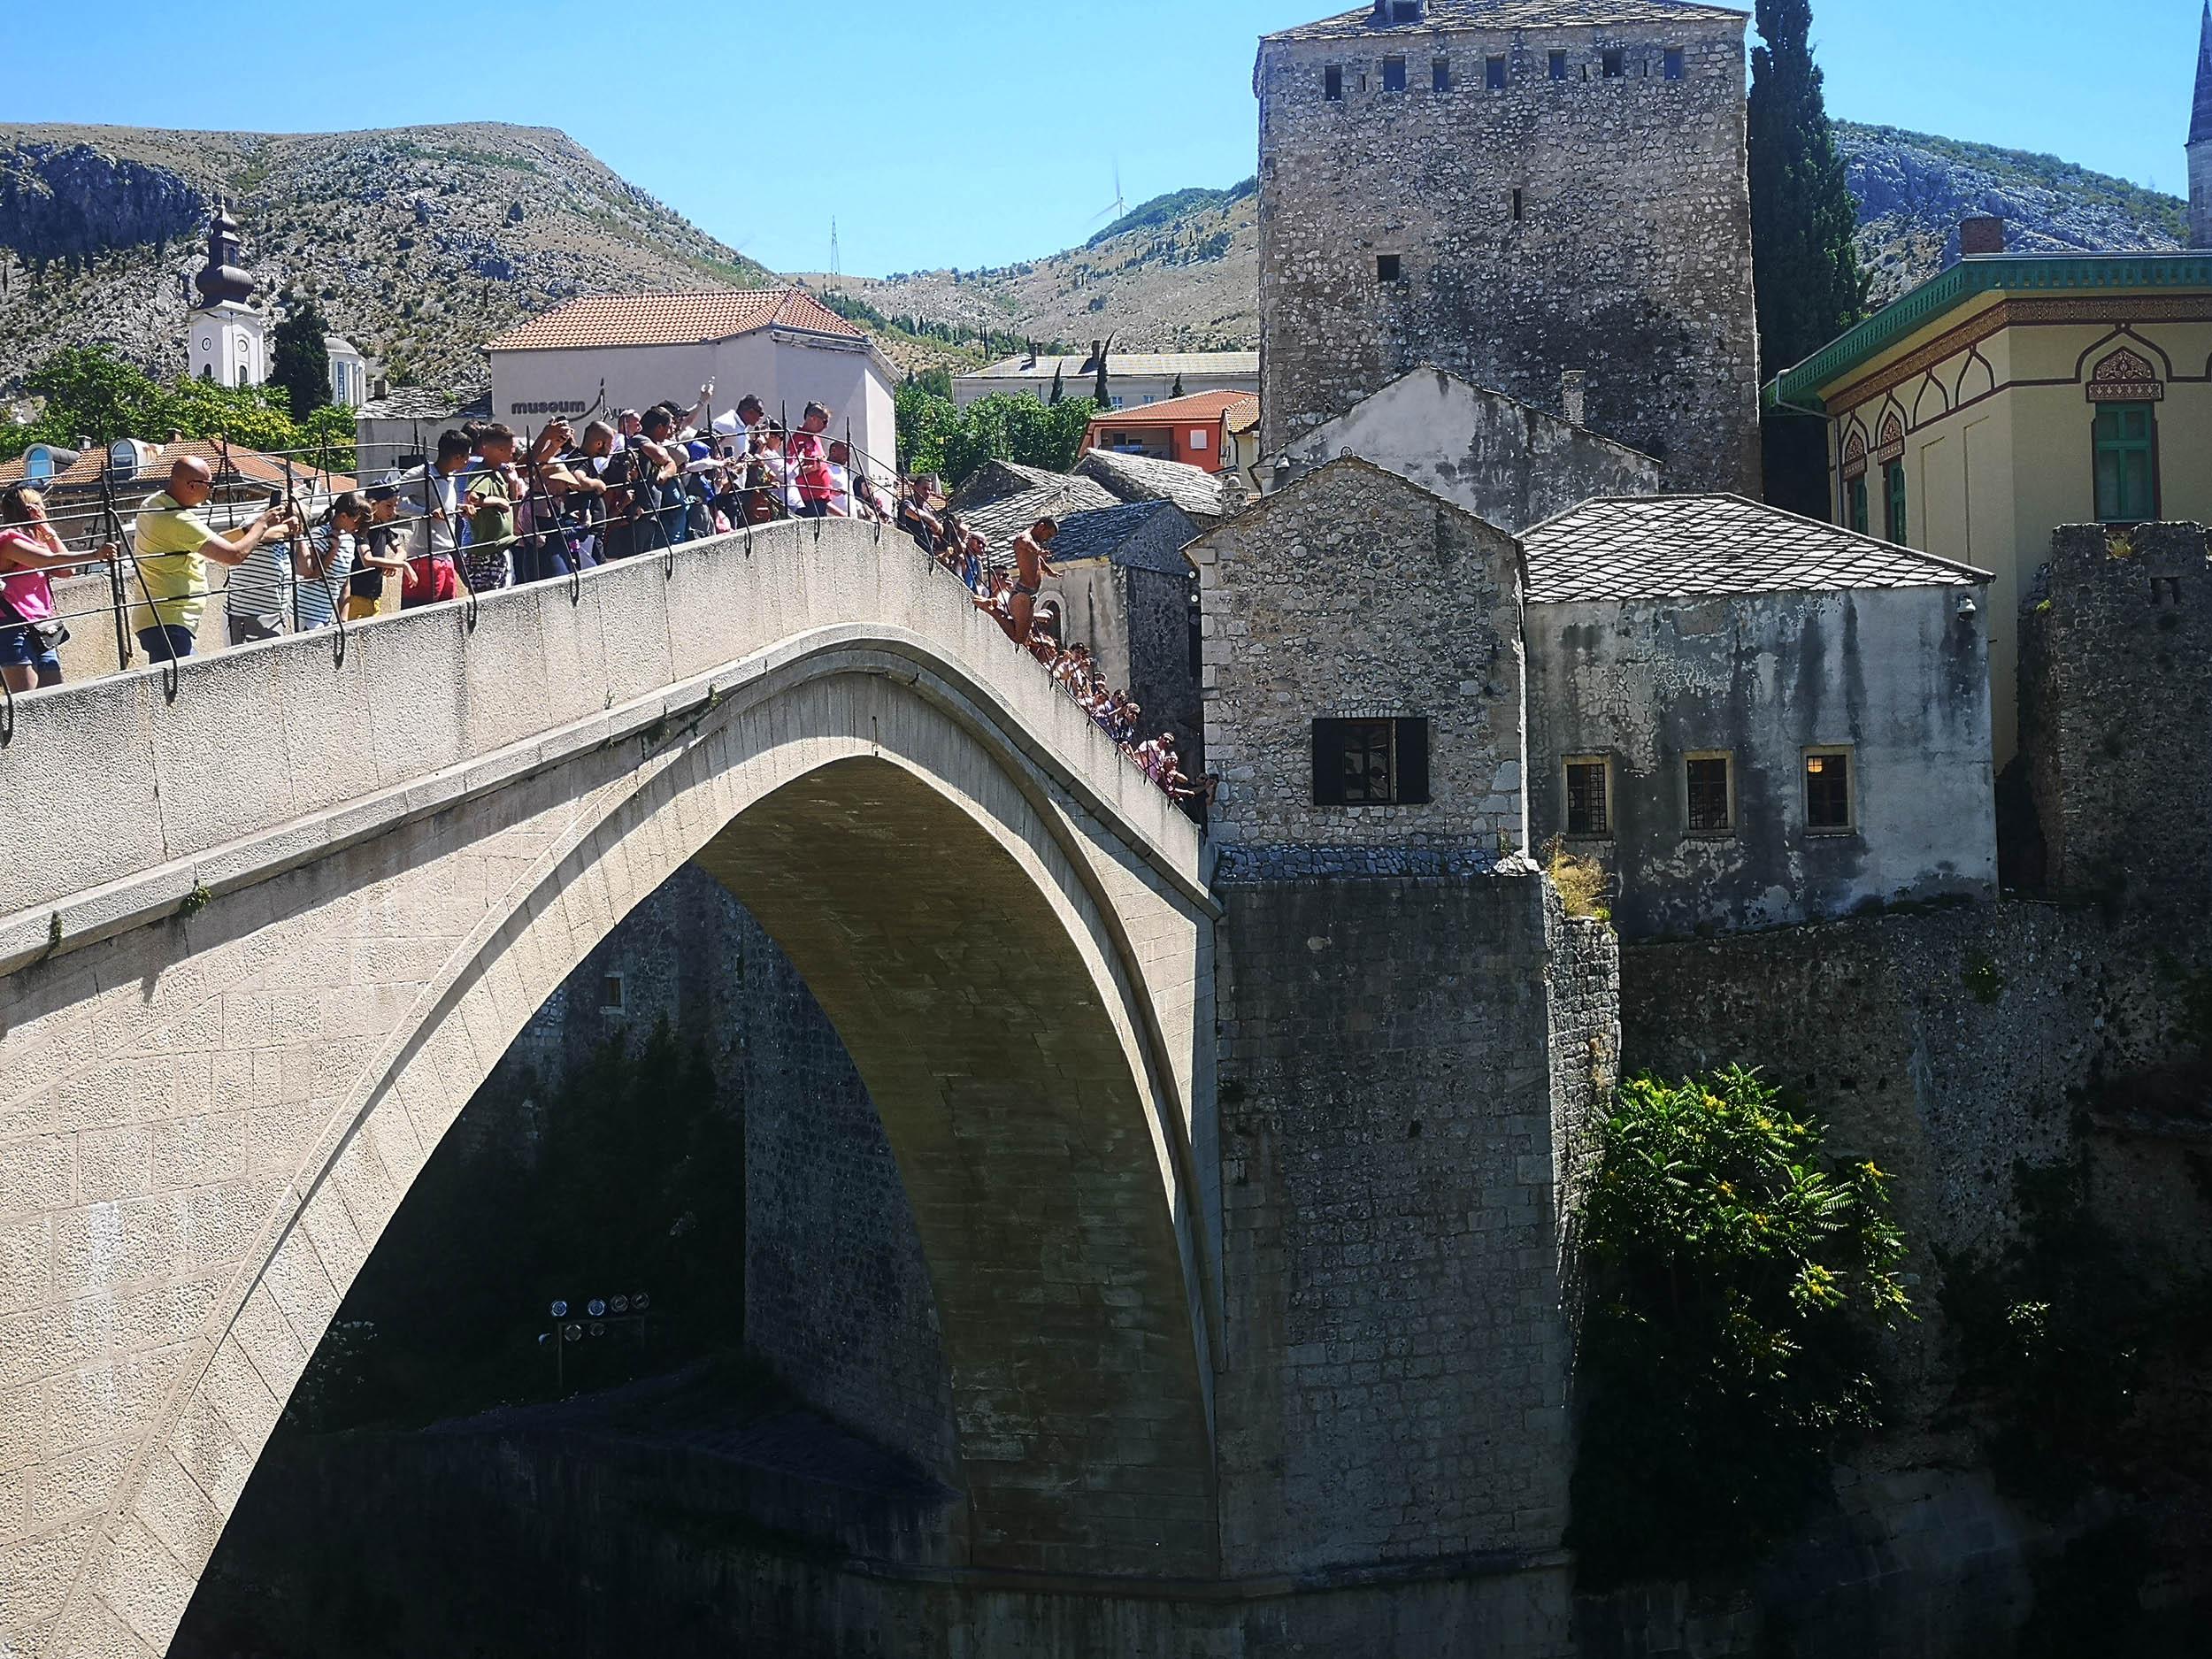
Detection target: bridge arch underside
<box><xmin>0</xmin><ymin>655</ymin><xmax>1217</xmax><ymax>1658</ymax></box>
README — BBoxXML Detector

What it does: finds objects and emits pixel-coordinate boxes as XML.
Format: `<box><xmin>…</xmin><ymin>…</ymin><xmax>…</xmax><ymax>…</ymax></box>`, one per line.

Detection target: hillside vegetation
<box><xmin>0</xmin><ymin>117</ymin><xmax>2182</xmax><ymax>411</ymax></box>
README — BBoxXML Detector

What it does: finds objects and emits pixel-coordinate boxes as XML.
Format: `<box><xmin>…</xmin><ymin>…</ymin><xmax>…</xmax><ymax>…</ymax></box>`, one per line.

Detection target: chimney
<box><xmin>1561</xmin><ymin>370</ymin><xmax>1588</xmax><ymax>429</ymax></box>
<box><xmin>1960</xmin><ymin>216</ymin><xmax>2007</xmax><ymax>257</ymax></box>
<box><xmin>1221</xmin><ymin>472</ymin><xmax>1250</xmax><ymax>516</ymax></box>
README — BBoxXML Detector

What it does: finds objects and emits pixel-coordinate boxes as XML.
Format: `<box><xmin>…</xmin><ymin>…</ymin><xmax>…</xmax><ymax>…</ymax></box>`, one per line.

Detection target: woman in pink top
<box><xmin>0</xmin><ymin>485</ymin><xmax>110</xmax><ymax>693</ymax></box>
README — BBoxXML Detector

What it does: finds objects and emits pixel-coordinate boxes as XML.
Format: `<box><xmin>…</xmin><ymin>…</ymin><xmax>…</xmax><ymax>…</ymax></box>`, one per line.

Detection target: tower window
<box><xmin>1313</xmin><ymin>718</ymin><xmax>1431</xmax><ymax>807</ymax></box>
<box><xmin>1549</xmin><ymin>50</ymin><xmax>1569</xmax><ymax>81</ymax></box>
<box><xmin>1382</xmin><ymin>56</ymin><xmax>1409</xmax><ymax>92</ymax></box>
<box><xmin>1325</xmin><ymin>64</ymin><xmax>1343</xmax><ymax>100</ymax></box>
<box><xmin>1376</xmin><ymin>253</ymin><xmax>1402</xmax><ymax>282</ymax></box>
<box><xmin>1433</xmin><ymin>57</ymin><xmax>1451</xmax><ymax>92</ymax></box>
<box><xmin>1512</xmin><ymin>188</ymin><xmax>1525</xmax><ymax>221</ymax></box>
<box><xmin>1485</xmin><ymin>55</ymin><xmax>1508</xmax><ymax>89</ymax></box>
<box><xmin>1685</xmin><ymin>754</ymin><xmax>1735</xmax><ymax>835</ymax></box>
<box><xmin>1602</xmin><ymin>50</ymin><xmax>1625</xmax><ymax>78</ymax></box>
<box><xmin>1663</xmin><ymin>47</ymin><xmax>1686</xmax><ymax>79</ymax></box>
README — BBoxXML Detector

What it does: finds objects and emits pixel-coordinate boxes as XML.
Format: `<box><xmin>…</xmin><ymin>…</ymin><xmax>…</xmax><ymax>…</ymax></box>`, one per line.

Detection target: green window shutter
<box><xmin>1847</xmin><ymin>475</ymin><xmax>1869</xmax><ymax>535</ymax></box>
<box><xmin>1884</xmin><ymin>463</ymin><xmax>1908</xmax><ymax>545</ymax></box>
<box><xmin>2094</xmin><ymin>403</ymin><xmax>2158</xmax><ymax>523</ymax></box>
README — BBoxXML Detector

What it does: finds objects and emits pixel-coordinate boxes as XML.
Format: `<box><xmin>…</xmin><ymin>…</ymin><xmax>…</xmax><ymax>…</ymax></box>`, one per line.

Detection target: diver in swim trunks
<box><xmin>1010</xmin><ymin>517</ymin><xmax>1058</xmax><ymax>645</ymax></box>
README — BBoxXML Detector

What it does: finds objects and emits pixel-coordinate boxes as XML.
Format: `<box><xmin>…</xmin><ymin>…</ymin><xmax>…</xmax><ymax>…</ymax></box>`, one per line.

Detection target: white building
<box><xmin>184</xmin><ymin>207</ymin><xmax>266</xmax><ymax>388</ymax></box>
<box><xmin>326</xmin><ymin>335</ymin><xmax>371</xmax><ymax>409</ymax></box>
<box><xmin>955</xmin><ymin>349</ymin><xmax>1258</xmax><ymax>412</ymax></box>
<box><xmin>486</xmin><ymin>289</ymin><xmax>898</xmax><ymax>470</ymax></box>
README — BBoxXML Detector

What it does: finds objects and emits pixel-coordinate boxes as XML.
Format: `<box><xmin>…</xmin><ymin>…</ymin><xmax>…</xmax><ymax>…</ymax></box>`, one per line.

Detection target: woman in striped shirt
<box><xmin>296</xmin><ymin>493</ymin><xmax>394</xmax><ymax>633</ymax></box>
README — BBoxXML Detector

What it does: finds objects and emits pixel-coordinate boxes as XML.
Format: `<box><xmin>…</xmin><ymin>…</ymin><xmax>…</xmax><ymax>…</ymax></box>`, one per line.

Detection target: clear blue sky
<box><xmin>15</xmin><ymin>0</ymin><xmax>2204</xmax><ymax>278</ymax></box>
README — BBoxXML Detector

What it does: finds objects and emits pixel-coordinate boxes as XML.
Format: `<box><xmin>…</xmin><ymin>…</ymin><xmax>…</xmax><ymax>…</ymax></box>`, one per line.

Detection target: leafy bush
<box><xmin>6</xmin><ymin>345</ymin><xmax>357</xmax><ymax>471</ymax></box>
<box><xmin>1571</xmin><ymin>1068</ymin><xmax>1912</xmax><ymax>1585</ymax></box>
<box><xmin>894</xmin><ymin>385</ymin><xmax>1098</xmax><ymax>488</ymax></box>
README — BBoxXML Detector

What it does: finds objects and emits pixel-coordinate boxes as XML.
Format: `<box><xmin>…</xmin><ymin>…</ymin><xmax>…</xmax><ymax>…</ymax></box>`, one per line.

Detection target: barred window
<box><xmin>1686</xmin><ymin>754</ymin><xmax>1734</xmax><ymax>834</ymax></box>
<box><xmin>1566</xmin><ymin>759</ymin><xmax>1611</xmax><ymax>837</ymax></box>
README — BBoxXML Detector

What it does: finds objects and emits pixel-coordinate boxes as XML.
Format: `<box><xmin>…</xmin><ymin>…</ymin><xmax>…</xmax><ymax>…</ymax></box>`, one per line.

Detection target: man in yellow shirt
<box><xmin>131</xmin><ymin>456</ymin><xmax>291</xmax><ymax>661</ymax></box>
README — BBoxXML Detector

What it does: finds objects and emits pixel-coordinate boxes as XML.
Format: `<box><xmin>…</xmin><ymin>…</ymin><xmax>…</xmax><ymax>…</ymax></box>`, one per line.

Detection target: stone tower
<box><xmin>2192</xmin><ymin>1</ymin><xmax>2212</xmax><ymax>249</ymax></box>
<box><xmin>185</xmin><ymin>204</ymin><xmax>266</xmax><ymax>388</ymax></box>
<box><xmin>1255</xmin><ymin>0</ymin><xmax>1762</xmax><ymax>494</ymax></box>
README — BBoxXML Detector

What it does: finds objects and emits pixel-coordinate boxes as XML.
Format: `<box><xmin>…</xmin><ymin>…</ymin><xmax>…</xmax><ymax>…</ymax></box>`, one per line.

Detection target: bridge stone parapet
<box><xmin>0</xmin><ymin>518</ymin><xmax>1221</xmax><ymax>1657</ymax></box>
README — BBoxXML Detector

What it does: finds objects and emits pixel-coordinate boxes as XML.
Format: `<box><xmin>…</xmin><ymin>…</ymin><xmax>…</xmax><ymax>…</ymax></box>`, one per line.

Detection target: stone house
<box><xmin>1188</xmin><ymin>456</ymin><xmax>1528</xmax><ymax>862</ymax></box>
<box><xmin>1270</xmin><ymin>365</ymin><xmax>1661</xmax><ymax>534</ymax></box>
<box><xmin>1255</xmin><ymin>0</ymin><xmax>1761</xmax><ymax>494</ymax></box>
<box><xmin>1074</xmin><ymin>447</ymin><xmax>1231</xmax><ymax>528</ymax></box>
<box><xmin>1523</xmin><ymin>494</ymin><xmax>1998</xmax><ymax>938</ymax></box>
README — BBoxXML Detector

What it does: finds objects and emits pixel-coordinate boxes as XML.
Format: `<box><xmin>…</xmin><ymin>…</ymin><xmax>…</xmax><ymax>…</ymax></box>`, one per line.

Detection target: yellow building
<box><xmin>1769</xmin><ymin>248</ymin><xmax>2212</xmax><ymax>764</ymax></box>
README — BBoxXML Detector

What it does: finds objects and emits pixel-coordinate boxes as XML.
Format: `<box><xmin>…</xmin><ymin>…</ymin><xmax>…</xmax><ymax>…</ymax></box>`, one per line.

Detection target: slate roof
<box><xmin>964</xmin><ymin>350</ymin><xmax>1259</xmax><ymax>382</ymax></box>
<box><xmin>955</xmin><ymin>477</ymin><xmax>1122</xmax><ymax>543</ymax></box>
<box><xmin>1521</xmin><ymin>494</ymin><xmax>1986</xmax><ymax>603</ymax></box>
<box><xmin>357</xmin><ymin>386</ymin><xmax>491</xmax><ymax>423</ymax></box>
<box><xmin>1052</xmin><ymin>501</ymin><xmax>1197</xmax><ymax>570</ymax></box>
<box><xmin>947</xmin><ymin>459</ymin><xmax>1080</xmax><ymax>511</ymax></box>
<box><xmin>1075</xmin><ymin>449</ymin><xmax>1230</xmax><ymax>520</ymax></box>
<box><xmin>485</xmin><ymin>288</ymin><xmax>863</xmax><ymax>352</ymax></box>
<box><xmin>1264</xmin><ymin>0</ymin><xmax>1744</xmax><ymax>42</ymax></box>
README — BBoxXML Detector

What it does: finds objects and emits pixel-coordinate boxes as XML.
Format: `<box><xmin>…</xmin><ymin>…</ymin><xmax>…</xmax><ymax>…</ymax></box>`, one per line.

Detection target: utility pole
<box><xmin>830</xmin><ymin>218</ymin><xmax>841</xmax><ymax>276</ymax></box>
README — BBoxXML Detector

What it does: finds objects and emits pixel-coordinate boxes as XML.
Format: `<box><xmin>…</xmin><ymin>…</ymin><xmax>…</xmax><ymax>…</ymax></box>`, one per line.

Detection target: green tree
<box><xmin>1748</xmin><ymin>0</ymin><xmax>1869</xmax><ymax>516</ymax></box>
<box><xmin>270</xmin><ymin>303</ymin><xmax>334</xmax><ymax>419</ymax></box>
<box><xmin>1570</xmin><ymin>1068</ymin><xmax>1910</xmax><ymax>1586</ymax></box>
<box><xmin>893</xmin><ymin>386</ymin><xmax>1098</xmax><ymax>488</ymax></box>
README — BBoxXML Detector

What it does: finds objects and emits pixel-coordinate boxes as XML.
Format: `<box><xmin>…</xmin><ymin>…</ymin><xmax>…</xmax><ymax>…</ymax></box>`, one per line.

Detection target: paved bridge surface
<box><xmin>0</xmin><ymin>518</ymin><xmax>1221</xmax><ymax>1658</ymax></box>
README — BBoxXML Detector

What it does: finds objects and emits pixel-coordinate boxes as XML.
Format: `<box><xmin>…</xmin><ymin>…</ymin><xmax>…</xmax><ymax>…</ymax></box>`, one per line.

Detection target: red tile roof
<box><xmin>484</xmin><ymin>288</ymin><xmax>865</xmax><ymax>352</ymax></box>
<box><xmin>0</xmin><ymin>438</ymin><xmax>355</xmax><ymax>495</ymax></box>
<box><xmin>1084</xmin><ymin>390</ymin><xmax>1255</xmax><ymax>427</ymax></box>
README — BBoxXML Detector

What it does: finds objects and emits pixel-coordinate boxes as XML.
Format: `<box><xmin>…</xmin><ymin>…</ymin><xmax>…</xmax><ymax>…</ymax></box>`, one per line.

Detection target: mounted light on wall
<box><xmin>1957</xmin><ymin>594</ymin><xmax>1978</xmax><ymax>622</ymax></box>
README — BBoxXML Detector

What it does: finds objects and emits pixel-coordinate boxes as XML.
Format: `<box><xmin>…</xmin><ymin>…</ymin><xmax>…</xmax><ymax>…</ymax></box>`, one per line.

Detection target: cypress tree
<box><xmin>1747</xmin><ymin>0</ymin><xmax>1868</xmax><ymax>516</ymax></box>
<box><xmin>271</xmin><ymin>302</ymin><xmax>333</xmax><ymax>419</ymax></box>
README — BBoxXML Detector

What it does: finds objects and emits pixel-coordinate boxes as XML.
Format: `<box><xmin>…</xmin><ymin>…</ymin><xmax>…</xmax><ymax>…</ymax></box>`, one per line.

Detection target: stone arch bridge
<box><xmin>0</xmin><ymin>518</ymin><xmax>1224</xmax><ymax>1656</ymax></box>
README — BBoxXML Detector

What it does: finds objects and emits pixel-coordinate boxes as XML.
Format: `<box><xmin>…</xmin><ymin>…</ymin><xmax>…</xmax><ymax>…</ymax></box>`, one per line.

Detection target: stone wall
<box><xmin>2019</xmin><ymin>521</ymin><xmax>2212</xmax><ymax>909</ymax></box>
<box><xmin>1276</xmin><ymin>367</ymin><xmax>1662</xmax><ymax>536</ymax></box>
<box><xmin>1618</xmin><ymin>902</ymin><xmax>2193</xmax><ymax>1263</ymax></box>
<box><xmin>1527</xmin><ymin>584</ymin><xmax>1999</xmax><ymax>939</ymax></box>
<box><xmin>1123</xmin><ymin>562</ymin><xmax>1204</xmax><ymax>781</ymax></box>
<box><xmin>1212</xmin><ymin>867</ymin><xmax>1610</xmax><ymax>1586</ymax></box>
<box><xmin>1194</xmin><ymin>457</ymin><xmax>1527</xmax><ymax>855</ymax></box>
<box><xmin>734</xmin><ymin>901</ymin><xmax>961</xmax><ymax>1487</ymax></box>
<box><xmin>1256</xmin><ymin>13</ymin><xmax>1760</xmax><ymax>494</ymax></box>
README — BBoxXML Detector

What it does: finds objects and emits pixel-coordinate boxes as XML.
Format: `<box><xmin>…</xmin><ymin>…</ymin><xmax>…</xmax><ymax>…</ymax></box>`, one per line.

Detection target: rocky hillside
<box><xmin>0</xmin><ymin>117</ymin><xmax>2185</xmax><ymax>403</ymax></box>
<box><xmin>817</xmin><ymin>124</ymin><xmax>2185</xmax><ymax>353</ymax></box>
<box><xmin>0</xmin><ymin>122</ymin><xmax>774</xmax><ymax>396</ymax></box>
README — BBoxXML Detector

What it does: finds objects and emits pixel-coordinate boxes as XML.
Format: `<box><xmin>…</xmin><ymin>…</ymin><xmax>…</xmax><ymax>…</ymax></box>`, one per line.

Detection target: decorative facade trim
<box><xmin>1840</xmin><ymin>428</ymin><xmax>1869</xmax><ymax>481</ymax></box>
<box><xmin>2085</xmin><ymin>346</ymin><xmax>2166</xmax><ymax>403</ymax></box>
<box><xmin>1874</xmin><ymin>413</ymin><xmax>1905</xmax><ymax>465</ymax></box>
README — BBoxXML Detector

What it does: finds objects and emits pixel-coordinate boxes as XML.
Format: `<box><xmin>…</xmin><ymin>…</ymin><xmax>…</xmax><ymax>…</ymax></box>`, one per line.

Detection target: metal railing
<box><xmin>0</xmin><ymin>408</ymin><xmax>1205</xmax><ymax>808</ymax></box>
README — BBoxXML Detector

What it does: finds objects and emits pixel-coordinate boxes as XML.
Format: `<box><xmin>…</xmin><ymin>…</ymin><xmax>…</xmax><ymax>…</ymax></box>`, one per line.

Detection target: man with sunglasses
<box><xmin>131</xmin><ymin>456</ymin><xmax>291</xmax><ymax>663</ymax></box>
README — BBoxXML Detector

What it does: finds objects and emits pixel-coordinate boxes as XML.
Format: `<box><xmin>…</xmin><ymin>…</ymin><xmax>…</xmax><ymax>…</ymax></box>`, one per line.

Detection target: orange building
<box><xmin>1084</xmin><ymin>390</ymin><xmax>1258</xmax><ymax>473</ymax></box>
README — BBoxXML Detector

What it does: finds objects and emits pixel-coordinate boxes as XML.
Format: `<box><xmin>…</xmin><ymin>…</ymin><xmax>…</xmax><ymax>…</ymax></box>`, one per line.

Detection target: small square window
<box><xmin>1686</xmin><ymin>754</ymin><xmax>1734</xmax><ymax>834</ymax></box>
<box><xmin>1565</xmin><ymin>758</ymin><xmax>1612</xmax><ymax>837</ymax></box>
<box><xmin>1485</xmin><ymin>55</ymin><xmax>1508</xmax><ymax>89</ymax></box>
<box><xmin>1188</xmin><ymin>428</ymin><xmax>1209</xmax><ymax>451</ymax></box>
<box><xmin>1314</xmin><ymin>718</ymin><xmax>1431</xmax><ymax>807</ymax></box>
<box><xmin>1325</xmin><ymin>64</ymin><xmax>1343</xmax><ymax>100</ymax></box>
<box><xmin>1805</xmin><ymin>750</ymin><xmax>1855</xmax><ymax>833</ymax></box>
<box><xmin>1663</xmin><ymin>47</ymin><xmax>1686</xmax><ymax>79</ymax></box>
<box><xmin>1602</xmin><ymin>50</ymin><xmax>1625</xmax><ymax>78</ymax></box>
<box><xmin>1433</xmin><ymin>57</ymin><xmax>1451</xmax><ymax>92</ymax></box>
<box><xmin>1382</xmin><ymin>56</ymin><xmax>1409</xmax><ymax>92</ymax></box>
<box><xmin>1391</xmin><ymin>0</ymin><xmax>1422</xmax><ymax>19</ymax></box>
<box><xmin>1549</xmin><ymin>50</ymin><xmax>1569</xmax><ymax>80</ymax></box>
<box><xmin>1376</xmin><ymin>253</ymin><xmax>1402</xmax><ymax>283</ymax></box>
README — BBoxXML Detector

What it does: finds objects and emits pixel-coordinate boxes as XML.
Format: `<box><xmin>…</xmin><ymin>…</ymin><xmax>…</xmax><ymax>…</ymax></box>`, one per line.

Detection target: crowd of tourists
<box><xmin>0</xmin><ymin>385</ymin><xmax>1203</xmax><ymax>806</ymax></box>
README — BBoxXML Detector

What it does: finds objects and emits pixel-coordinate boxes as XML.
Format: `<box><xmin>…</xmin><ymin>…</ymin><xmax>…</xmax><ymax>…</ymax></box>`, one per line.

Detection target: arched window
<box><xmin>2085</xmin><ymin>349</ymin><xmax>2163</xmax><ymax>524</ymax></box>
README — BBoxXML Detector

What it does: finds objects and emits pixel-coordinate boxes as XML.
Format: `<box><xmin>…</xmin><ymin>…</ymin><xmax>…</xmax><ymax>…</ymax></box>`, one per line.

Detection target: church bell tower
<box><xmin>185</xmin><ymin>204</ymin><xmax>266</xmax><ymax>387</ymax></box>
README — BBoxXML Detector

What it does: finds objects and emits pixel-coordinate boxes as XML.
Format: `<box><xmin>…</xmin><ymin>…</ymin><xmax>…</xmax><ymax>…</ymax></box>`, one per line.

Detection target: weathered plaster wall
<box><xmin>1277</xmin><ymin>368</ymin><xmax>1661</xmax><ymax>534</ymax></box>
<box><xmin>1526</xmin><ymin>584</ymin><xmax>1998</xmax><ymax>939</ymax></box>
<box><xmin>1212</xmin><ymin>868</ymin><xmax>1610</xmax><ymax>1591</ymax></box>
<box><xmin>2021</xmin><ymin>521</ymin><xmax>2212</xmax><ymax>908</ymax></box>
<box><xmin>1256</xmin><ymin>16</ymin><xmax>1761</xmax><ymax>493</ymax></box>
<box><xmin>1194</xmin><ymin>457</ymin><xmax>1527</xmax><ymax>855</ymax></box>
